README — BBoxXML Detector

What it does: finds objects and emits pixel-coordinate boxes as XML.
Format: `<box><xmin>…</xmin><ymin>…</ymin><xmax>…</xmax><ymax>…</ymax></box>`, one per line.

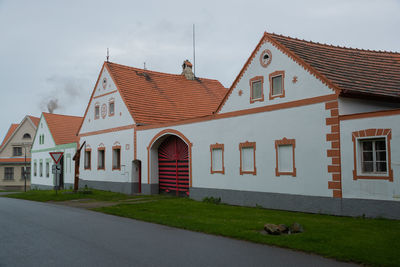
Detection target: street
<box><xmin>0</xmin><ymin>197</ymin><xmax>357</xmax><ymax>267</ymax></box>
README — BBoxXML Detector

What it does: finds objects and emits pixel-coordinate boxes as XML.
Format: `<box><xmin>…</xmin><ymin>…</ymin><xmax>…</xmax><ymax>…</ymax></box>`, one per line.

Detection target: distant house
<box><xmin>30</xmin><ymin>113</ymin><xmax>82</xmax><ymax>190</ymax></box>
<box><xmin>0</xmin><ymin>115</ymin><xmax>39</xmax><ymax>190</ymax></box>
<box><xmin>77</xmin><ymin>32</ymin><xmax>400</xmax><ymax>219</ymax></box>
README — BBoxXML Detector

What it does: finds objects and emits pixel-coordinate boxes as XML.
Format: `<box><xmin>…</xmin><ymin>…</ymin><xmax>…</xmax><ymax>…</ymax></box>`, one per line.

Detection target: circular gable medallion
<box><xmin>260</xmin><ymin>49</ymin><xmax>272</xmax><ymax>68</ymax></box>
<box><xmin>102</xmin><ymin>77</ymin><xmax>107</xmax><ymax>89</ymax></box>
<box><xmin>101</xmin><ymin>104</ymin><xmax>107</xmax><ymax>119</ymax></box>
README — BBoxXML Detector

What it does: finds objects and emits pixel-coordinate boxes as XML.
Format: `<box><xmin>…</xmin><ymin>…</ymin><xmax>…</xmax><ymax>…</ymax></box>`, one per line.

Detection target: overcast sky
<box><xmin>0</xmin><ymin>0</ymin><xmax>399</xmax><ymax>140</ymax></box>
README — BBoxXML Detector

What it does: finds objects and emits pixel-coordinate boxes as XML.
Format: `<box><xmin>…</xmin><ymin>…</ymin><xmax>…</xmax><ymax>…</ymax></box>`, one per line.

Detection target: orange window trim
<box><xmin>109</xmin><ymin>99</ymin><xmax>115</xmax><ymax>117</ymax></box>
<box><xmin>84</xmin><ymin>148</ymin><xmax>92</xmax><ymax>170</ymax></box>
<box><xmin>112</xmin><ymin>145</ymin><xmax>121</xmax><ymax>171</ymax></box>
<box><xmin>269</xmin><ymin>70</ymin><xmax>285</xmax><ymax>100</ymax></box>
<box><xmin>352</xmin><ymin>129</ymin><xmax>393</xmax><ymax>182</ymax></box>
<box><xmin>275</xmin><ymin>138</ymin><xmax>296</xmax><ymax>177</ymax></box>
<box><xmin>249</xmin><ymin>76</ymin><xmax>264</xmax><ymax>104</ymax></box>
<box><xmin>210</xmin><ymin>143</ymin><xmax>225</xmax><ymax>174</ymax></box>
<box><xmin>147</xmin><ymin>129</ymin><xmax>193</xmax><ymax>186</ymax></box>
<box><xmin>97</xmin><ymin>147</ymin><xmax>105</xmax><ymax>170</ymax></box>
<box><xmin>239</xmin><ymin>141</ymin><xmax>256</xmax><ymax>175</ymax></box>
<box><xmin>94</xmin><ymin>103</ymin><xmax>100</xmax><ymax>120</ymax></box>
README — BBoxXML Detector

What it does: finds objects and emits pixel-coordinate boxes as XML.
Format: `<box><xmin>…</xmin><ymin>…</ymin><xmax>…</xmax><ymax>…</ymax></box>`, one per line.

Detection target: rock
<box><xmin>290</xmin><ymin>222</ymin><xmax>304</xmax><ymax>233</ymax></box>
<box><xmin>264</xmin><ymin>224</ymin><xmax>281</xmax><ymax>235</ymax></box>
<box><xmin>277</xmin><ymin>224</ymin><xmax>289</xmax><ymax>234</ymax></box>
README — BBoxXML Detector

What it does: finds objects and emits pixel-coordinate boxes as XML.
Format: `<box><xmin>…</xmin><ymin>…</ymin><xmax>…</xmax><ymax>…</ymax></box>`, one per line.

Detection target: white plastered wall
<box><xmin>137</xmin><ymin>101</ymin><xmax>333</xmax><ymax>197</ymax></box>
<box><xmin>340</xmin><ymin>114</ymin><xmax>400</xmax><ymax>201</ymax></box>
<box><xmin>79</xmin><ymin>128</ymin><xmax>134</xmax><ymax>183</ymax></box>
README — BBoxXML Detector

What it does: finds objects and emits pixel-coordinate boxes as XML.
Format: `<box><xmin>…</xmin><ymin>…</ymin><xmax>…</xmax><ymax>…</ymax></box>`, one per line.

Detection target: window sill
<box><xmin>112</xmin><ymin>167</ymin><xmax>121</xmax><ymax>171</ymax></box>
<box><xmin>240</xmin><ymin>169</ymin><xmax>257</xmax><ymax>175</ymax></box>
<box><xmin>353</xmin><ymin>170</ymin><xmax>393</xmax><ymax>182</ymax></box>
<box><xmin>210</xmin><ymin>168</ymin><xmax>225</xmax><ymax>174</ymax></box>
<box><xmin>250</xmin><ymin>97</ymin><xmax>264</xmax><ymax>104</ymax></box>
<box><xmin>276</xmin><ymin>169</ymin><xmax>297</xmax><ymax>177</ymax></box>
<box><xmin>269</xmin><ymin>93</ymin><xmax>285</xmax><ymax>100</ymax></box>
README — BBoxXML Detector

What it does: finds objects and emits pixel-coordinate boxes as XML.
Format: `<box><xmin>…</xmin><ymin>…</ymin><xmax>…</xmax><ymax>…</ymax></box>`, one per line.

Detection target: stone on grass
<box><xmin>277</xmin><ymin>224</ymin><xmax>289</xmax><ymax>234</ymax></box>
<box><xmin>290</xmin><ymin>222</ymin><xmax>304</xmax><ymax>233</ymax></box>
<box><xmin>264</xmin><ymin>224</ymin><xmax>281</xmax><ymax>235</ymax></box>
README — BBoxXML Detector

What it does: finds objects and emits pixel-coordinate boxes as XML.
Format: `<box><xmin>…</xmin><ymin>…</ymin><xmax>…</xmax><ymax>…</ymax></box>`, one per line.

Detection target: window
<box><xmin>84</xmin><ymin>149</ymin><xmax>91</xmax><ymax>169</ymax></box>
<box><xmin>112</xmin><ymin>146</ymin><xmax>121</xmax><ymax>170</ymax></box>
<box><xmin>98</xmin><ymin>148</ymin><xmax>105</xmax><ymax>170</ymax></box>
<box><xmin>210</xmin><ymin>143</ymin><xmax>224</xmax><ymax>174</ymax></box>
<box><xmin>275</xmin><ymin>138</ymin><xmax>296</xmax><ymax>176</ymax></box>
<box><xmin>13</xmin><ymin>147</ymin><xmax>22</xmax><ymax>156</ymax></box>
<box><xmin>4</xmin><ymin>167</ymin><xmax>14</xmax><ymax>180</ymax></box>
<box><xmin>269</xmin><ymin>70</ymin><xmax>285</xmax><ymax>99</ymax></box>
<box><xmin>39</xmin><ymin>134</ymin><xmax>45</xmax><ymax>145</ymax></box>
<box><xmin>249</xmin><ymin>76</ymin><xmax>264</xmax><ymax>103</ymax></box>
<box><xmin>239</xmin><ymin>141</ymin><xmax>256</xmax><ymax>175</ymax></box>
<box><xmin>46</xmin><ymin>162</ymin><xmax>50</xmax><ymax>177</ymax></box>
<box><xmin>95</xmin><ymin>104</ymin><xmax>100</xmax><ymax>119</ymax></box>
<box><xmin>23</xmin><ymin>133</ymin><xmax>31</xmax><ymax>139</ymax></box>
<box><xmin>352</xmin><ymin>129</ymin><xmax>393</xmax><ymax>181</ymax></box>
<box><xmin>21</xmin><ymin>167</ymin><xmax>30</xmax><ymax>180</ymax></box>
<box><xmin>34</xmin><ymin>162</ymin><xmax>37</xmax><ymax>176</ymax></box>
<box><xmin>39</xmin><ymin>162</ymin><xmax>43</xmax><ymax>177</ymax></box>
<box><xmin>109</xmin><ymin>100</ymin><xmax>115</xmax><ymax>116</ymax></box>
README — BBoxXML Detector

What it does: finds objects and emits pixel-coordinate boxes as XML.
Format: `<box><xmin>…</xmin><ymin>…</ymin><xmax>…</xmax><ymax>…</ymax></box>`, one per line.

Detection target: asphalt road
<box><xmin>0</xmin><ymin>196</ymin><xmax>358</xmax><ymax>267</ymax></box>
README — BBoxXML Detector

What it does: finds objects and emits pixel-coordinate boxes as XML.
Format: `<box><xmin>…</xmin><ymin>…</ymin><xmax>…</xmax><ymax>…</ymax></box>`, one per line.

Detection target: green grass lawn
<box><xmin>2</xmin><ymin>188</ymin><xmax>149</xmax><ymax>202</ymax></box>
<box><xmin>95</xmin><ymin>197</ymin><xmax>400</xmax><ymax>267</ymax></box>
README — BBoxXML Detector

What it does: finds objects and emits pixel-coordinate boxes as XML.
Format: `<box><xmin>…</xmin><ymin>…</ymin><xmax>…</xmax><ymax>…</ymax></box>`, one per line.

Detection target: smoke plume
<box><xmin>47</xmin><ymin>98</ymin><xmax>59</xmax><ymax>113</ymax></box>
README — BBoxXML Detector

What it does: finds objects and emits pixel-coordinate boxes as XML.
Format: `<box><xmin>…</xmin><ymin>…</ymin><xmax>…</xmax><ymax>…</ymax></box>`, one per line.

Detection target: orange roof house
<box><xmin>0</xmin><ymin>115</ymin><xmax>39</xmax><ymax>190</ymax></box>
<box><xmin>30</xmin><ymin>113</ymin><xmax>83</xmax><ymax>190</ymax></box>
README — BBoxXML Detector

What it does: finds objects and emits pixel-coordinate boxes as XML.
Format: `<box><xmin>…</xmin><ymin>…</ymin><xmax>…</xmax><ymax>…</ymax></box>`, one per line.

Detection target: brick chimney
<box><xmin>181</xmin><ymin>60</ymin><xmax>194</xmax><ymax>80</ymax></box>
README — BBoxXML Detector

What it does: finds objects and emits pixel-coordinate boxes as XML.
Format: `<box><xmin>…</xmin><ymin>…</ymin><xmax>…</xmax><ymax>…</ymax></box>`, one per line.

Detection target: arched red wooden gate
<box><xmin>158</xmin><ymin>135</ymin><xmax>189</xmax><ymax>196</ymax></box>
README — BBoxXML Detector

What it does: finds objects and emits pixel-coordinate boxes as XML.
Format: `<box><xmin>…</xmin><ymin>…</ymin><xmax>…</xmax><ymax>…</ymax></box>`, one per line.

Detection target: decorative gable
<box><xmin>218</xmin><ymin>34</ymin><xmax>335</xmax><ymax>114</ymax></box>
<box><xmin>78</xmin><ymin>64</ymin><xmax>135</xmax><ymax>135</ymax></box>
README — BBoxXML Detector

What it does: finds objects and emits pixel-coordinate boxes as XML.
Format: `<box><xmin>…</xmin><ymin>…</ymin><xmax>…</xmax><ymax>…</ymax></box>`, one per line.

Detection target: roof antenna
<box><xmin>144</xmin><ymin>62</ymin><xmax>146</xmax><ymax>70</ymax></box>
<box><xmin>106</xmin><ymin>48</ymin><xmax>110</xmax><ymax>62</ymax></box>
<box><xmin>193</xmin><ymin>24</ymin><xmax>196</xmax><ymax>77</ymax></box>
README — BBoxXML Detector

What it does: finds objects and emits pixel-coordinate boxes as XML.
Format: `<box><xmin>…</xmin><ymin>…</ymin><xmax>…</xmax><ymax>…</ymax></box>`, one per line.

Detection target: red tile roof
<box><xmin>28</xmin><ymin>116</ymin><xmax>40</xmax><ymax>127</ymax></box>
<box><xmin>105</xmin><ymin>62</ymin><xmax>227</xmax><ymax>125</ymax></box>
<box><xmin>0</xmin><ymin>124</ymin><xmax>19</xmax><ymax>149</ymax></box>
<box><xmin>267</xmin><ymin>32</ymin><xmax>400</xmax><ymax>99</ymax></box>
<box><xmin>43</xmin><ymin>113</ymin><xmax>82</xmax><ymax>145</ymax></box>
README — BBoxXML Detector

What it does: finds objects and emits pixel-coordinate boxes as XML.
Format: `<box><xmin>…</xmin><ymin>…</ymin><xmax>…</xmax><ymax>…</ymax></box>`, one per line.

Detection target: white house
<box><xmin>31</xmin><ymin>113</ymin><xmax>82</xmax><ymax>189</ymax></box>
<box><xmin>77</xmin><ymin>32</ymin><xmax>400</xmax><ymax>219</ymax></box>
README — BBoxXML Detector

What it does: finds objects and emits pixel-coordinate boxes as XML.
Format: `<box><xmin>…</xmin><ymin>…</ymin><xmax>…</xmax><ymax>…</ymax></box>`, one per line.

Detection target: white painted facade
<box><xmin>340</xmin><ymin>113</ymin><xmax>400</xmax><ymax>201</ymax></box>
<box><xmin>78</xmin><ymin>66</ymin><xmax>135</xmax><ymax>188</ymax></box>
<box><xmin>31</xmin><ymin>116</ymin><xmax>77</xmax><ymax>189</ymax></box>
<box><xmin>77</xmin><ymin>35</ymin><xmax>400</xmax><ymax>218</ymax></box>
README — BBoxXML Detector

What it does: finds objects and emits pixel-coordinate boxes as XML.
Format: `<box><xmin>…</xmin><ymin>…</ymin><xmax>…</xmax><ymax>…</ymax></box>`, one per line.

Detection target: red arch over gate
<box><xmin>147</xmin><ymin>129</ymin><xmax>193</xmax><ymax>187</ymax></box>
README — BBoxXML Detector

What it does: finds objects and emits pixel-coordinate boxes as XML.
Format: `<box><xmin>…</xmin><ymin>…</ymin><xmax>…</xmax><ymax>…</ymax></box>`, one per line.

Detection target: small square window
<box><xmin>239</xmin><ymin>142</ymin><xmax>256</xmax><ymax>175</ymax></box>
<box><xmin>272</xmin><ymin>76</ymin><xmax>283</xmax><ymax>96</ymax></box>
<box><xmin>269</xmin><ymin>71</ymin><xmax>285</xmax><ymax>99</ymax></box>
<box><xmin>210</xmin><ymin>144</ymin><xmax>224</xmax><ymax>174</ymax></box>
<box><xmin>4</xmin><ymin>167</ymin><xmax>14</xmax><ymax>180</ymax></box>
<box><xmin>112</xmin><ymin>147</ymin><xmax>121</xmax><ymax>170</ymax></box>
<box><xmin>46</xmin><ymin>162</ymin><xmax>50</xmax><ymax>177</ymax></box>
<box><xmin>275</xmin><ymin>138</ymin><xmax>296</xmax><ymax>177</ymax></box>
<box><xmin>98</xmin><ymin>149</ymin><xmax>105</xmax><ymax>170</ymax></box>
<box><xmin>39</xmin><ymin>162</ymin><xmax>43</xmax><ymax>177</ymax></box>
<box><xmin>249</xmin><ymin>76</ymin><xmax>264</xmax><ymax>103</ymax></box>
<box><xmin>84</xmin><ymin>150</ymin><xmax>91</xmax><ymax>170</ymax></box>
<box><xmin>13</xmin><ymin>147</ymin><xmax>22</xmax><ymax>156</ymax></box>
<box><xmin>109</xmin><ymin>101</ymin><xmax>115</xmax><ymax>116</ymax></box>
<box><xmin>95</xmin><ymin>105</ymin><xmax>100</xmax><ymax>119</ymax></box>
<box><xmin>352</xmin><ymin>128</ymin><xmax>393</xmax><ymax>181</ymax></box>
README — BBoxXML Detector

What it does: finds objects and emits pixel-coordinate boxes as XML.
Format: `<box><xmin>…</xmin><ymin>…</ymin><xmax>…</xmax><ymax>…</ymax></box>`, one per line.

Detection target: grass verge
<box><xmin>2</xmin><ymin>189</ymin><xmax>158</xmax><ymax>202</ymax></box>
<box><xmin>94</xmin><ymin>197</ymin><xmax>400</xmax><ymax>267</ymax></box>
